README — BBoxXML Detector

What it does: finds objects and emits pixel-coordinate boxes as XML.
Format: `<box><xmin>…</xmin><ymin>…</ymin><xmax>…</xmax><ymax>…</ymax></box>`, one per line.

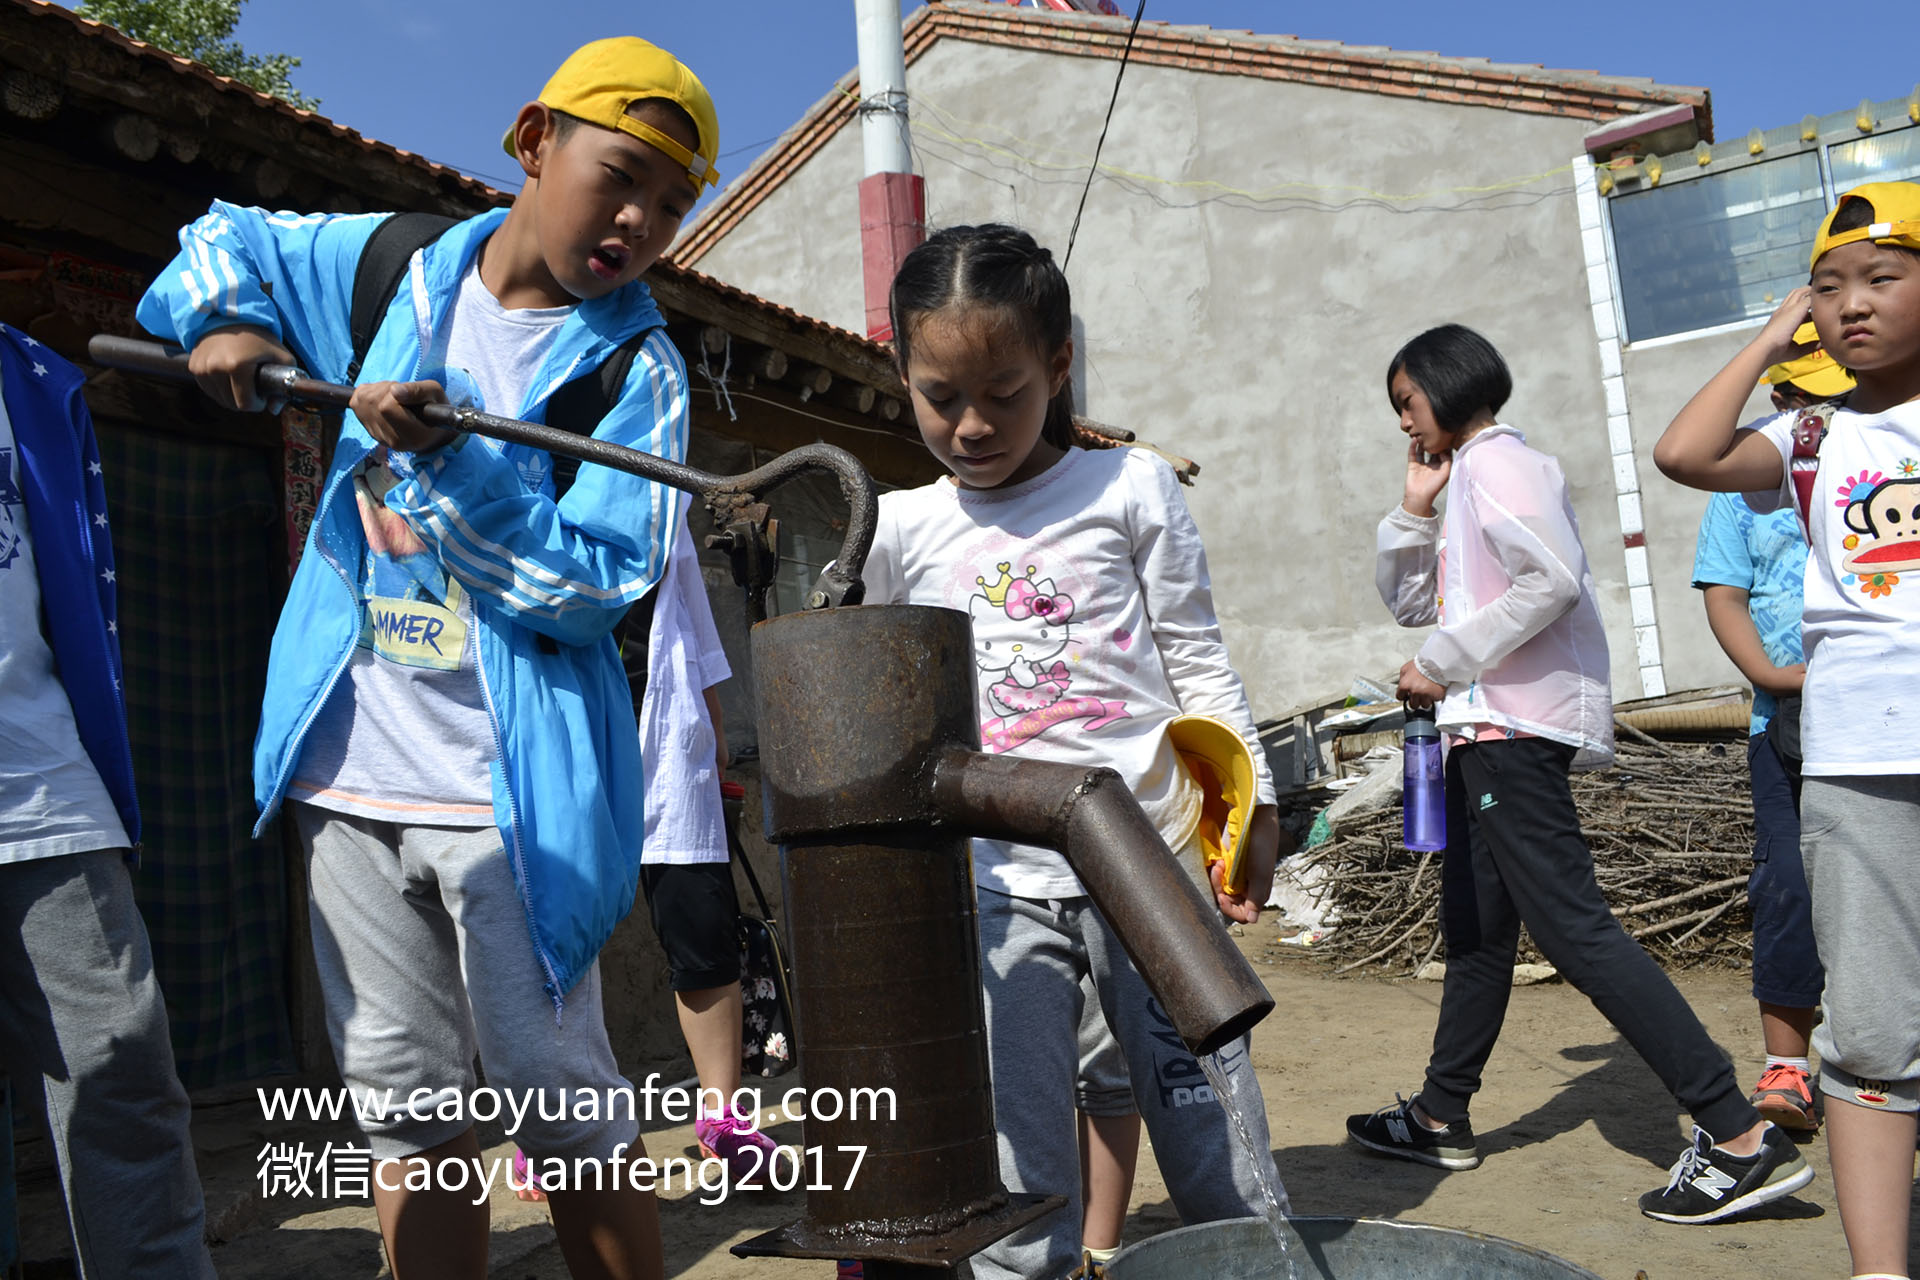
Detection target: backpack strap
<box><xmin>346</xmin><ymin>215</ymin><xmax>664</xmax><ymax>668</ymax></box>
<box><xmin>542</xmin><ymin>331</ymin><xmax>649</xmax><ymax>499</ymax></box>
<box><xmin>346</xmin><ymin>211</ymin><xmax>458</xmax><ymax>382</ymax></box>
<box><xmin>1788</xmin><ymin>400</ymin><xmax>1839</xmax><ymax>540</ymax></box>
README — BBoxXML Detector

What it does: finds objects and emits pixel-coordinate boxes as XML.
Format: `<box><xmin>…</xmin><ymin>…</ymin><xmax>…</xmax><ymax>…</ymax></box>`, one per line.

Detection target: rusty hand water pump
<box><xmin>737</xmin><ymin>604</ymin><xmax>1274</xmax><ymax>1276</ymax></box>
<box><xmin>88</xmin><ymin>335</ymin><xmax>1276</xmax><ymax>1278</ymax></box>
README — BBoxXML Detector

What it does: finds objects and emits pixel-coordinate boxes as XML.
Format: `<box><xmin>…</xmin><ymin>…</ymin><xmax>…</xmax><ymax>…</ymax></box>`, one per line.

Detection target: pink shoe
<box><xmin>511</xmin><ymin>1147</ymin><xmax>546</xmax><ymax>1202</ymax></box>
<box><xmin>695</xmin><ymin>1108</ymin><xmax>780</xmax><ymax>1181</ymax></box>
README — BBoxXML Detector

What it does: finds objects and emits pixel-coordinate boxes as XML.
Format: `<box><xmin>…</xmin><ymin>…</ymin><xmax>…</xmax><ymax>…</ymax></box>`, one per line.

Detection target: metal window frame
<box><xmin>1602</xmin><ymin>92</ymin><xmax>1919</xmax><ymax>347</ymax></box>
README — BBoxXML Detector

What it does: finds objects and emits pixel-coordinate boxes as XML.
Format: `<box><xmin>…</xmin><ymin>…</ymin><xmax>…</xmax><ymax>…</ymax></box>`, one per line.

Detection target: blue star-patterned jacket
<box><xmin>1</xmin><ymin>323</ymin><xmax>139</xmax><ymax>845</ymax></box>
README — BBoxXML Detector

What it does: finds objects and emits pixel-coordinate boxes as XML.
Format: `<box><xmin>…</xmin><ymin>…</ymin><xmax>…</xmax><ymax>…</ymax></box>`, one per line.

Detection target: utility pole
<box><xmin>853</xmin><ymin>0</ymin><xmax>925</xmax><ymax>341</ymax></box>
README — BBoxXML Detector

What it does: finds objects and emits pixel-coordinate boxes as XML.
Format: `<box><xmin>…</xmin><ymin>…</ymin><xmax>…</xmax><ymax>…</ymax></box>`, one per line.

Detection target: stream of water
<box><xmin>1199</xmin><ymin>1049</ymin><xmax>1309</xmax><ymax>1279</ymax></box>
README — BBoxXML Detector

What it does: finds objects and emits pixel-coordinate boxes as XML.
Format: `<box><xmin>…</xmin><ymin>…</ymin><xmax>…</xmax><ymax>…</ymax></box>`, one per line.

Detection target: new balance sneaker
<box><xmin>1638</xmin><ymin>1124</ymin><xmax>1813</xmax><ymax>1224</ymax></box>
<box><xmin>1345</xmin><ymin>1094</ymin><xmax>1480</xmax><ymax>1170</ymax></box>
<box><xmin>1749</xmin><ymin>1063</ymin><xmax>1819</xmax><ymax>1132</ymax></box>
<box><xmin>696</xmin><ymin>1108</ymin><xmax>782</xmax><ymax>1182</ymax></box>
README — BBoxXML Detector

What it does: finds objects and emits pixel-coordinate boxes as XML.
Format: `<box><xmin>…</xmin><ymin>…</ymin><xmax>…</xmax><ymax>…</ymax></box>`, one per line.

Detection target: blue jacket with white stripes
<box><xmin>137</xmin><ymin>202</ymin><xmax>688</xmax><ymax>1009</ymax></box>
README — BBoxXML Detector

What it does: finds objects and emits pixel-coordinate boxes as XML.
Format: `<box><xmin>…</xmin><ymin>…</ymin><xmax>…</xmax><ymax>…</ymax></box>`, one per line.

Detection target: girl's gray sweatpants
<box><xmin>971</xmin><ymin>887</ymin><xmax>1285</xmax><ymax>1280</ymax></box>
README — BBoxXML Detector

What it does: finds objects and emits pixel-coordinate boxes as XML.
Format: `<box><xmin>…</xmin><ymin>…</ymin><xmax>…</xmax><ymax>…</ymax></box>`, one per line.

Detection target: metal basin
<box><xmin>1106</xmin><ymin>1216</ymin><xmax>1604</xmax><ymax>1279</ymax></box>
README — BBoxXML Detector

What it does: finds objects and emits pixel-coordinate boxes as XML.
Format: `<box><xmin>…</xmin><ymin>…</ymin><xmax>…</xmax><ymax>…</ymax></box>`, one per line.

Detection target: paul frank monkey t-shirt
<box><xmin>863</xmin><ymin>446</ymin><xmax>1275</xmax><ymax>899</ymax></box>
<box><xmin>1749</xmin><ymin>400</ymin><xmax>1920</xmax><ymax>775</ymax></box>
<box><xmin>292</xmin><ymin>261</ymin><xmax>568</xmax><ymax>825</ymax></box>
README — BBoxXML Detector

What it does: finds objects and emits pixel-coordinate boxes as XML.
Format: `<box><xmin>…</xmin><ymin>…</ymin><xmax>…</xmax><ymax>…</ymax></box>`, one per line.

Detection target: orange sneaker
<box><xmin>1750</xmin><ymin>1063</ymin><xmax>1819</xmax><ymax>1132</ymax></box>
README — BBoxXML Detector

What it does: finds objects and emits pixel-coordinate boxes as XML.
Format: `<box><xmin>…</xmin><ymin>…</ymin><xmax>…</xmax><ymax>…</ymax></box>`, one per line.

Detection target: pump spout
<box><xmin>930</xmin><ymin>748</ymin><xmax>1272</xmax><ymax>1056</ymax></box>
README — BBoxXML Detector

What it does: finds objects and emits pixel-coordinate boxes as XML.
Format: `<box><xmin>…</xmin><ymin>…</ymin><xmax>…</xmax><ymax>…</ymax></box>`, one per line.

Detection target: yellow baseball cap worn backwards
<box><xmin>1809</xmin><ymin>181</ymin><xmax>1920</xmax><ymax>269</ymax></box>
<box><xmin>1764</xmin><ymin>322</ymin><xmax>1855</xmax><ymax>398</ymax></box>
<box><xmin>505</xmin><ymin>37</ymin><xmax>721</xmax><ymax>192</ymax></box>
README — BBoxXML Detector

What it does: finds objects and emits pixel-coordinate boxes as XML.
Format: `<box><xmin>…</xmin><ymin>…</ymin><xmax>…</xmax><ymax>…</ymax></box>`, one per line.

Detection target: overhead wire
<box><xmin>1062</xmin><ymin>0</ymin><xmax>1147</xmax><ymax>270</ymax></box>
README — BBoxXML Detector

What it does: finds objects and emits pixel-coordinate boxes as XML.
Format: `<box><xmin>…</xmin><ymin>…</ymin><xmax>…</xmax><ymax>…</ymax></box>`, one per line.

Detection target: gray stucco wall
<box><xmin>691</xmin><ymin>39</ymin><xmax>1658</xmax><ymax>721</ymax></box>
<box><xmin>1621</xmin><ymin>323</ymin><xmax>1782</xmax><ymax>695</ymax></box>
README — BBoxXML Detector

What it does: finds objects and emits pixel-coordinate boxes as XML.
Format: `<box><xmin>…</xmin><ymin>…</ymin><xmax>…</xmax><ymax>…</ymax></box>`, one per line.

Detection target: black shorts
<box><xmin>638</xmin><ymin>861</ymin><xmax>741</xmax><ymax>992</ymax></box>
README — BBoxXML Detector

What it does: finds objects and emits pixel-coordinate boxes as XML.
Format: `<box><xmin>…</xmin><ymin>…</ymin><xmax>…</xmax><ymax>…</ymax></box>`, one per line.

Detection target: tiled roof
<box><xmin>0</xmin><ymin>0</ymin><xmax>898</xmax><ymax>388</ymax></box>
<box><xmin>677</xmin><ymin>0</ymin><xmax>1710</xmax><ymax>265</ymax></box>
<box><xmin>4</xmin><ymin>0</ymin><xmax>501</xmax><ymax>206</ymax></box>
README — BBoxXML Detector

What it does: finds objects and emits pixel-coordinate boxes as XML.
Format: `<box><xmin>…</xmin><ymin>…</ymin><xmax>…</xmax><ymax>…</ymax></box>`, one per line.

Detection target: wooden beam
<box><xmin>788</xmin><ymin>363</ymin><xmax>831</xmax><ymax>399</ymax></box>
<box><xmin>688</xmin><ymin>376</ymin><xmax>938</xmax><ymax>491</ymax></box>
<box><xmin>645</xmin><ymin>265</ymin><xmax>900</xmax><ymax>395</ymax></box>
<box><xmin>3</xmin><ymin>68</ymin><xmax>60</xmax><ymax>120</ymax></box>
<box><xmin>828</xmin><ymin>382</ymin><xmax>877</xmax><ymax>415</ymax></box>
<box><xmin>0</xmin><ymin>24</ymin><xmax>500</xmax><ymax>218</ymax></box>
<box><xmin>109</xmin><ymin>112</ymin><xmax>160</xmax><ymax>162</ymax></box>
<box><xmin>0</xmin><ymin>136</ymin><xmax>204</xmax><ymax>262</ymax></box>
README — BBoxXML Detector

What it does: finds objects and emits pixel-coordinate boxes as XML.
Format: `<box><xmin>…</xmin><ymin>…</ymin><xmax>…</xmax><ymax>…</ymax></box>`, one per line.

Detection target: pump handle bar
<box><xmin>87</xmin><ymin>335</ymin><xmax>876</xmax><ymax>609</ymax></box>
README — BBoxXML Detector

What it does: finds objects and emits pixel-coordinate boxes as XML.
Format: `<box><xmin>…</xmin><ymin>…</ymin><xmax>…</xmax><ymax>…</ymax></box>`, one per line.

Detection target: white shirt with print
<box><xmin>1751</xmin><ymin>402</ymin><xmax>1920</xmax><ymax>775</ymax></box>
<box><xmin>864</xmin><ymin>446</ymin><xmax>1274</xmax><ymax>900</ymax></box>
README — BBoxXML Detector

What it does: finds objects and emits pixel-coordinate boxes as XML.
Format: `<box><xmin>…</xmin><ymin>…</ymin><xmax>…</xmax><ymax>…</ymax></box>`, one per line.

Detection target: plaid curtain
<box><xmin>97</xmin><ymin>422</ymin><xmax>294</xmax><ymax>1087</ymax></box>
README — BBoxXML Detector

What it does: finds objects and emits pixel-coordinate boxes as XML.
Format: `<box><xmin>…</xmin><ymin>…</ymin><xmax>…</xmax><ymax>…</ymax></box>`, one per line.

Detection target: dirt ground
<box><xmin>16</xmin><ymin>930</ymin><xmax>1919</xmax><ymax>1279</ymax></box>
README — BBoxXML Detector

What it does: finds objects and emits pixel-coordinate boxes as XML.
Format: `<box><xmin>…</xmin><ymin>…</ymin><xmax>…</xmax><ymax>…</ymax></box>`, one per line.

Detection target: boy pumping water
<box><xmin>137</xmin><ymin>37</ymin><xmax>720</xmax><ymax>1280</ymax></box>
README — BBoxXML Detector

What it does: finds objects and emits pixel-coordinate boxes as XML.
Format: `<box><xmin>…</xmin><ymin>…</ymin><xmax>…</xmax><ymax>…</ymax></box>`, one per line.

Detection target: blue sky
<box><xmin>232</xmin><ymin>0</ymin><xmax>1916</xmax><ymax>211</ymax></box>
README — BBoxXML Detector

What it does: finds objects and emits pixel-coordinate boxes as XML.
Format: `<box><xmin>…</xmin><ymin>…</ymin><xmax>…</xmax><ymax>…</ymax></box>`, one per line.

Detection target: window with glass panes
<box><xmin>1605</xmin><ymin>104</ymin><xmax>1920</xmax><ymax>344</ymax></box>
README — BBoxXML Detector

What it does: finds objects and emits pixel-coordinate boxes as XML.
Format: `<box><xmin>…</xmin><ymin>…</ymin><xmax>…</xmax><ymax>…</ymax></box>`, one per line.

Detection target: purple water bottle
<box><xmin>1402</xmin><ymin>706</ymin><xmax>1447</xmax><ymax>852</ymax></box>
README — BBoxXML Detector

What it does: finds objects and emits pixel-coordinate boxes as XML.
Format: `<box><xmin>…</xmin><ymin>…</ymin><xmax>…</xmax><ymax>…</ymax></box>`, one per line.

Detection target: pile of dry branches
<box><xmin>1292</xmin><ymin>731</ymin><xmax>1758</xmax><ymax>976</ymax></box>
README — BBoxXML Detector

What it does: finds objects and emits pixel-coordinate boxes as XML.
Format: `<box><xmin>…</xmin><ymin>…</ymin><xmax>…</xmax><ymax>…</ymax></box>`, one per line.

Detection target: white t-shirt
<box><xmin>0</xmin><ymin>390</ymin><xmax>129</xmax><ymax>861</ymax></box>
<box><xmin>638</xmin><ymin>518</ymin><xmax>733</xmax><ymax>865</ymax></box>
<box><xmin>294</xmin><ymin>258</ymin><xmax>569</xmax><ymax>824</ymax></box>
<box><xmin>1750</xmin><ymin>401</ymin><xmax>1920</xmax><ymax>775</ymax></box>
<box><xmin>864</xmin><ymin>446</ymin><xmax>1275</xmax><ymax>899</ymax></box>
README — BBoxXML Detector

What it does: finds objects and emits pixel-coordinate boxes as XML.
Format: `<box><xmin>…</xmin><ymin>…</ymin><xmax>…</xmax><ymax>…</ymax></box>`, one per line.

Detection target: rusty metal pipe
<box><xmin>928</xmin><ymin>748</ymin><xmax>1273</xmax><ymax>1057</ymax></box>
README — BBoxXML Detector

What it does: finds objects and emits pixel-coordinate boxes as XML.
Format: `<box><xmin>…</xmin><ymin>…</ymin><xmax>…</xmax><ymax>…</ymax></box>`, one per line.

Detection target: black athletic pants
<box><xmin>1418</xmin><ymin>737</ymin><xmax>1759</xmax><ymax>1143</ymax></box>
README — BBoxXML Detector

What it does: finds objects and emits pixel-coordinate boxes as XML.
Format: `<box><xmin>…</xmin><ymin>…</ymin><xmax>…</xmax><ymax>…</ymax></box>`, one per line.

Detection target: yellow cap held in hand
<box><xmin>1167</xmin><ymin>714</ymin><xmax>1258</xmax><ymax>897</ymax></box>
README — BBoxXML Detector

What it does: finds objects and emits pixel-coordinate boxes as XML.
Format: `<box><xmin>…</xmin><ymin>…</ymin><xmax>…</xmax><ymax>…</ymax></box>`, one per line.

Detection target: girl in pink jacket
<box><xmin>1345</xmin><ymin>324</ymin><xmax>1811</xmax><ymax>1227</ymax></box>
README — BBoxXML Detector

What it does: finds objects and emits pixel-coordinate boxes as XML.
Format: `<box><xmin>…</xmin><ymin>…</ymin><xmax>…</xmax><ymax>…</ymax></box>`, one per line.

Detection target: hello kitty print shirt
<box><xmin>864</xmin><ymin>445</ymin><xmax>1274</xmax><ymax>899</ymax></box>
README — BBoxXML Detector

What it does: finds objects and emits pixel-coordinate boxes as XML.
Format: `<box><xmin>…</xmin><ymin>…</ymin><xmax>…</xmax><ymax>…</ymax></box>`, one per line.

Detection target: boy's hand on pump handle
<box><xmin>189</xmin><ymin>325</ymin><xmax>457</xmax><ymax>453</ymax></box>
<box><xmin>348</xmin><ymin>379</ymin><xmax>459</xmax><ymax>454</ymax></box>
<box><xmin>187</xmin><ymin>324</ymin><xmax>295</xmax><ymax>414</ymax></box>
<box><xmin>1212</xmin><ymin>805</ymin><xmax>1287</xmax><ymax>925</ymax></box>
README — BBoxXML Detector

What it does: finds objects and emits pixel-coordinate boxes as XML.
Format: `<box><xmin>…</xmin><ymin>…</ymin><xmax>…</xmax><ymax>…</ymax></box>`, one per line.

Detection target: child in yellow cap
<box><xmin>1657</xmin><ymin>181</ymin><xmax>1920</xmax><ymax>1280</ymax></box>
<box><xmin>1687</xmin><ymin>329</ymin><xmax>1852</xmax><ymax>1143</ymax></box>
<box><xmin>135</xmin><ymin>37</ymin><xmax>722</xmax><ymax>1280</ymax></box>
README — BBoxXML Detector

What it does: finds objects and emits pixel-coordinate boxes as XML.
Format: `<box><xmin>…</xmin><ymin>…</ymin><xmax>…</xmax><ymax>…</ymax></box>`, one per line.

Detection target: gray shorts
<box><xmin>295</xmin><ymin>803</ymin><xmax>640</xmax><ymax>1159</ymax></box>
<box><xmin>1075</xmin><ymin>969</ymin><xmax>1136</xmax><ymax>1117</ymax></box>
<box><xmin>1073</xmin><ymin>828</ymin><xmax>1214</xmax><ymax>1119</ymax></box>
<box><xmin>1801</xmin><ymin>775</ymin><xmax>1920</xmax><ymax>1114</ymax></box>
